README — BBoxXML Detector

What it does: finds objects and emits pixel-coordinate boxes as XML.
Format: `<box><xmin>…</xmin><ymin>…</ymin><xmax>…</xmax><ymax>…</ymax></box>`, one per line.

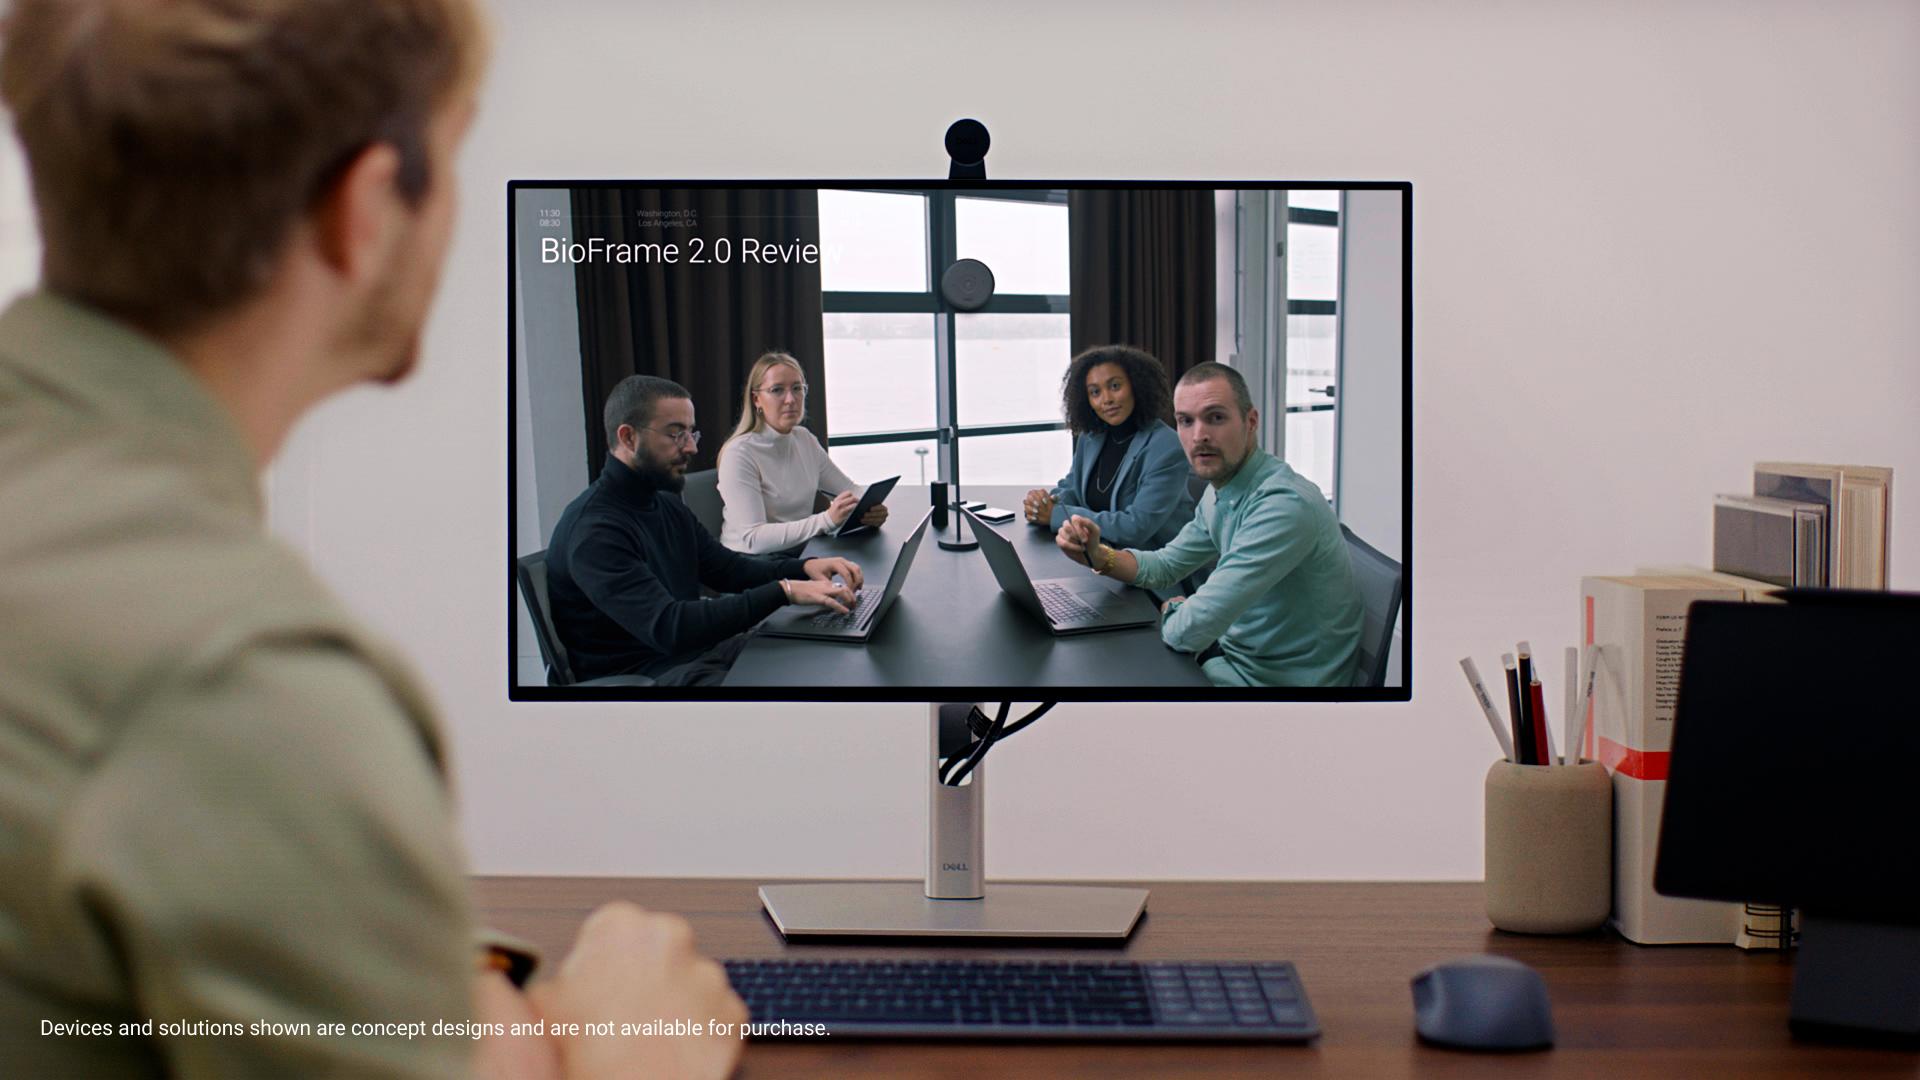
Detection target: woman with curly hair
<box><xmin>1023</xmin><ymin>344</ymin><xmax>1195</xmax><ymax>550</ymax></box>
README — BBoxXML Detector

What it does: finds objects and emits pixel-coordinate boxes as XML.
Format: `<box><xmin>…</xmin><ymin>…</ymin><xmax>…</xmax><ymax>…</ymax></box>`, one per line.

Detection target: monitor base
<box><xmin>1789</xmin><ymin>913</ymin><xmax>1920</xmax><ymax>1042</ymax></box>
<box><xmin>759</xmin><ymin>882</ymin><xmax>1148</xmax><ymax>940</ymax></box>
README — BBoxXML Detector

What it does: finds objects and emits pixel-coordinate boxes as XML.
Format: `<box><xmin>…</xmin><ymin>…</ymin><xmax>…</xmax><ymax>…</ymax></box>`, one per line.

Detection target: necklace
<box><xmin>1093</xmin><ymin>430</ymin><xmax>1136</xmax><ymax>494</ymax></box>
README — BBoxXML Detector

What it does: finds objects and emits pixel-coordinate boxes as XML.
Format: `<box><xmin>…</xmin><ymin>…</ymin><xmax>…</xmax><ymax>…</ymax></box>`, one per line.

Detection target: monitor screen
<box><xmin>509</xmin><ymin>182</ymin><xmax>1409</xmax><ymax>702</ymax></box>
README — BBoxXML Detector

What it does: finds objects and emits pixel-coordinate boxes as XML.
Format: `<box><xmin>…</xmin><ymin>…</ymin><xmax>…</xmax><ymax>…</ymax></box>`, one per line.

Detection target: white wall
<box><xmin>265</xmin><ymin>0</ymin><xmax>1920</xmax><ymax>882</ymax></box>
<box><xmin>0</xmin><ymin>114</ymin><xmax>39</xmax><ymax>307</ymax></box>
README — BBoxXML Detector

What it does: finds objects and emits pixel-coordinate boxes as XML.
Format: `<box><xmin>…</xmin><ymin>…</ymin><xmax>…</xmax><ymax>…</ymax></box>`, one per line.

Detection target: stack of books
<box><xmin>1582</xmin><ymin>462</ymin><xmax>1892</xmax><ymax>947</ymax></box>
<box><xmin>1711</xmin><ymin>462</ymin><xmax>1892</xmax><ymax>590</ymax></box>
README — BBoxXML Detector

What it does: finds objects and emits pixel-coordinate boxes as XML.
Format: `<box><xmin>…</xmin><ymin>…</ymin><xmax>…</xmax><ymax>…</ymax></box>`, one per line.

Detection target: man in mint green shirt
<box><xmin>1058</xmin><ymin>362</ymin><xmax>1363</xmax><ymax>687</ymax></box>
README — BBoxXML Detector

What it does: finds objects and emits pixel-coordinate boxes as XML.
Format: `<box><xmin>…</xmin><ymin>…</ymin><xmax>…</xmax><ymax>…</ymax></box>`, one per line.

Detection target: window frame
<box><xmin>820</xmin><ymin>188</ymin><xmax>1071</xmax><ymax>487</ymax></box>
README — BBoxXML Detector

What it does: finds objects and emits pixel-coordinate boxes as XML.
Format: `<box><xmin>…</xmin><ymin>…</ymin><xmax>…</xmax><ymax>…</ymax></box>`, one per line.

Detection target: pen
<box><xmin>1072</xmin><ymin>517</ymin><xmax>1096</xmax><ymax>569</ymax></box>
<box><xmin>1502</xmin><ymin>653</ymin><xmax>1530</xmax><ymax>765</ymax></box>
<box><xmin>1562</xmin><ymin>646</ymin><xmax>1580</xmax><ymax>765</ymax></box>
<box><xmin>1570</xmin><ymin>644</ymin><xmax>1599</xmax><ymax>769</ymax></box>
<box><xmin>1520</xmin><ymin>638</ymin><xmax>1536</xmax><ymax>757</ymax></box>
<box><xmin>1528</xmin><ymin>676</ymin><xmax>1553</xmax><ymax>768</ymax></box>
<box><xmin>1460</xmin><ymin>657</ymin><xmax>1516</xmax><ymax>763</ymax></box>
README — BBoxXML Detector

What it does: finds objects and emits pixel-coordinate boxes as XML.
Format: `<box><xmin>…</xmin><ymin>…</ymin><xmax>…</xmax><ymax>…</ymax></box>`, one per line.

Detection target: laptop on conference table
<box><xmin>961</xmin><ymin>507</ymin><xmax>1159</xmax><ymax>635</ymax></box>
<box><xmin>757</xmin><ymin>508</ymin><xmax>933</xmax><ymax>642</ymax></box>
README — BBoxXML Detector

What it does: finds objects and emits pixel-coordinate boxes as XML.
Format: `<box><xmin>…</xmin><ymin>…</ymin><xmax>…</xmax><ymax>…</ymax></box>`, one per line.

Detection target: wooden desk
<box><xmin>472</xmin><ymin>878</ymin><xmax>1918</xmax><ymax>1078</ymax></box>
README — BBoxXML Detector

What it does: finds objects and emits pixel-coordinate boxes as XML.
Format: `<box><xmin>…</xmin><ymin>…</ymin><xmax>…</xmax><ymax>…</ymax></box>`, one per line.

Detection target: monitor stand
<box><xmin>758</xmin><ymin>704</ymin><xmax>1148</xmax><ymax>940</ymax></box>
<box><xmin>1788</xmin><ymin>913</ymin><xmax>1920</xmax><ymax>1043</ymax></box>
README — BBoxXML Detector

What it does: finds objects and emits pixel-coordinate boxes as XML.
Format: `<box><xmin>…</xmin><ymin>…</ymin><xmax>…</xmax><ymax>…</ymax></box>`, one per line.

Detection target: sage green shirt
<box><xmin>0</xmin><ymin>293</ymin><xmax>474</xmax><ymax>1077</ymax></box>
<box><xmin>1130</xmin><ymin>448</ymin><xmax>1364</xmax><ymax>687</ymax></box>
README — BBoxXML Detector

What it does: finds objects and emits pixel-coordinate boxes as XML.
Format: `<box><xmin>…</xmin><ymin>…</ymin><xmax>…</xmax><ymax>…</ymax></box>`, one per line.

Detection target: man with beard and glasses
<box><xmin>1056</xmin><ymin>362</ymin><xmax>1363</xmax><ymax>688</ymax></box>
<box><xmin>545</xmin><ymin>375</ymin><xmax>865</xmax><ymax>686</ymax></box>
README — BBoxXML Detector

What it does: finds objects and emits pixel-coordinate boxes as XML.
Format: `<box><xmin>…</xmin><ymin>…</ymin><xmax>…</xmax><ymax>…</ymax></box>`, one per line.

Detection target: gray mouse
<box><xmin>1411</xmin><ymin>954</ymin><xmax>1555</xmax><ymax>1050</ymax></box>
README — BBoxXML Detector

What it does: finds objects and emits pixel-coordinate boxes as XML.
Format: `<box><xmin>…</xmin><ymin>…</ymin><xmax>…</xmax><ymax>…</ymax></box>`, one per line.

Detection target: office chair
<box><xmin>1341</xmin><ymin>524</ymin><xmax>1404</xmax><ymax>688</ymax></box>
<box><xmin>514</xmin><ymin>550</ymin><xmax>655</xmax><ymax>687</ymax></box>
<box><xmin>680</xmin><ymin>468</ymin><xmax>724</xmax><ymax>538</ymax></box>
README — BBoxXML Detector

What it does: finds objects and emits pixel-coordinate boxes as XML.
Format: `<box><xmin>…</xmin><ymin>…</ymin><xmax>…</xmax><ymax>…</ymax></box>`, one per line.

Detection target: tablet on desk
<box><xmin>821</xmin><ymin>475</ymin><xmax>899</xmax><ymax>537</ymax></box>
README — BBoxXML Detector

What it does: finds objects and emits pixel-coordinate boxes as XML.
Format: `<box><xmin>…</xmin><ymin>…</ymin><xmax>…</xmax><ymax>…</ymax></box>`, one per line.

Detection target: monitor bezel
<box><xmin>507</xmin><ymin>179</ymin><xmax>1412</xmax><ymax>703</ymax></box>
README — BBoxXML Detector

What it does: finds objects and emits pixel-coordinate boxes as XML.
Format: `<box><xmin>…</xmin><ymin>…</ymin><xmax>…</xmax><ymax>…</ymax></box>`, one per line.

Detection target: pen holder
<box><xmin>1484</xmin><ymin>760</ymin><xmax>1611</xmax><ymax>934</ymax></box>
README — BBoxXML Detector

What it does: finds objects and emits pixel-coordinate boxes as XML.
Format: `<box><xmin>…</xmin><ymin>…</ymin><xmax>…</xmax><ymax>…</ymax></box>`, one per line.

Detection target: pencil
<box><xmin>1502</xmin><ymin>653</ymin><xmax>1529</xmax><ymax>765</ymax></box>
<box><xmin>1460</xmin><ymin>657</ymin><xmax>1516</xmax><ymax>763</ymax></box>
<box><xmin>1562</xmin><ymin>646</ymin><xmax>1580</xmax><ymax>765</ymax></box>
<box><xmin>1529</xmin><ymin>676</ymin><xmax>1553</xmax><ymax>768</ymax></box>
<box><xmin>1516</xmin><ymin>645</ymin><xmax>1538</xmax><ymax>763</ymax></box>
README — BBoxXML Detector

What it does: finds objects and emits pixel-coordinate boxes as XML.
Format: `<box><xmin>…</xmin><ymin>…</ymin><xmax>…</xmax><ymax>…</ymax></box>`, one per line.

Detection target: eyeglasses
<box><xmin>757</xmin><ymin>382</ymin><xmax>809</xmax><ymax>401</ymax></box>
<box><xmin>641</xmin><ymin>426</ymin><xmax>702</xmax><ymax>448</ymax></box>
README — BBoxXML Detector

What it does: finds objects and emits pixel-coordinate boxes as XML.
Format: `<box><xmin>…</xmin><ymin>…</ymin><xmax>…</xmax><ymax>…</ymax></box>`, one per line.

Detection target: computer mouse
<box><xmin>1411</xmin><ymin>954</ymin><xmax>1554</xmax><ymax>1050</ymax></box>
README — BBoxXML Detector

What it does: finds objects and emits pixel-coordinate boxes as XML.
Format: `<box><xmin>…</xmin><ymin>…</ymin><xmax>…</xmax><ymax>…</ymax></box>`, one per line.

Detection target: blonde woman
<box><xmin>717</xmin><ymin>351</ymin><xmax>889</xmax><ymax>553</ymax></box>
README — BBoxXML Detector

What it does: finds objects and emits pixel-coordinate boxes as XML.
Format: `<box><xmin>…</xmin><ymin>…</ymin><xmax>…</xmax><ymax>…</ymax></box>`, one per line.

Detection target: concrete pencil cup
<box><xmin>1484</xmin><ymin>760</ymin><xmax>1612</xmax><ymax>934</ymax></box>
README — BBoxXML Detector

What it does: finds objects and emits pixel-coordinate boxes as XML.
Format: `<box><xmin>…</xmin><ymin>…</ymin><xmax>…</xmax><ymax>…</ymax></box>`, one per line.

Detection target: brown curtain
<box><xmin>1068</xmin><ymin>190</ymin><xmax>1216</xmax><ymax>383</ymax></box>
<box><xmin>571</xmin><ymin>188</ymin><xmax>825</xmax><ymax>479</ymax></box>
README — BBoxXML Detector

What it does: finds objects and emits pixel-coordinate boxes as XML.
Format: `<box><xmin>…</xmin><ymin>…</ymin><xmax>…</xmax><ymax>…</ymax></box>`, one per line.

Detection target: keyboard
<box><xmin>722</xmin><ymin>958</ymin><xmax>1320</xmax><ymax>1041</ymax></box>
<box><xmin>809</xmin><ymin>588</ymin><xmax>877</xmax><ymax>630</ymax></box>
<box><xmin>1034</xmin><ymin>582</ymin><xmax>1099</xmax><ymax>624</ymax></box>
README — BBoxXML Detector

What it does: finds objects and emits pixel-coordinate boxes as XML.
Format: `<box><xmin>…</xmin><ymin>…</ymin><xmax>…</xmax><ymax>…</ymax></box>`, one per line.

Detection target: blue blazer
<box><xmin>1047</xmin><ymin>418</ymin><xmax>1196</xmax><ymax>551</ymax></box>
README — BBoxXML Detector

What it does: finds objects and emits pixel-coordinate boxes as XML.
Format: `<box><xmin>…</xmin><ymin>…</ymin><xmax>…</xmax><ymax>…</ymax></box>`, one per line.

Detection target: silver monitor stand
<box><xmin>758</xmin><ymin>704</ymin><xmax>1149</xmax><ymax>940</ymax></box>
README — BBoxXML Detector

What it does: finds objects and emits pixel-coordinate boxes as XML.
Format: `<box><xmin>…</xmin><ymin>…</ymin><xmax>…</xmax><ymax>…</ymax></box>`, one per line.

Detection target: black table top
<box><xmin>723</xmin><ymin>486</ymin><xmax>1210</xmax><ymax>691</ymax></box>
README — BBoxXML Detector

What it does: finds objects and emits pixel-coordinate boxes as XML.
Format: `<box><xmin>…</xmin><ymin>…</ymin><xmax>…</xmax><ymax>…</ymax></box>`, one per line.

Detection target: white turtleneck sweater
<box><xmin>716</xmin><ymin>426</ymin><xmax>862</xmax><ymax>554</ymax></box>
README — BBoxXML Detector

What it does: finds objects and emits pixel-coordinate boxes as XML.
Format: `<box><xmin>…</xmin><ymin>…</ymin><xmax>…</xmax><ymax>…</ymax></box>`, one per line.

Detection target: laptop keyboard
<box><xmin>723</xmin><ymin>958</ymin><xmax>1319</xmax><ymax>1041</ymax></box>
<box><xmin>809</xmin><ymin>588</ymin><xmax>877</xmax><ymax>630</ymax></box>
<box><xmin>1035</xmin><ymin>582</ymin><xmax>1099</xmax><ymax>624</ymax></box>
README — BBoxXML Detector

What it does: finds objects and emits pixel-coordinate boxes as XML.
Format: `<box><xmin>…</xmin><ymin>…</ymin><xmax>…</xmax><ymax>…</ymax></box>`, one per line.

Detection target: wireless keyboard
<box><xmin>723</xmin><ymin>958</ymin><xmax>1320</xmax><ymax>1040</ymax></box>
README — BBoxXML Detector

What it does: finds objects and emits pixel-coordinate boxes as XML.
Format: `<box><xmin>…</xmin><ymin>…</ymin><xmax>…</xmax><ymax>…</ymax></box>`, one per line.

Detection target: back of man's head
<box><xmin>1177</xmin><ymin>361</ymin><xmax>1255</xmax><ymax>416</ymax></box>
<box><xmin>0</xmin><ymin>0</ymin><xmax>488</xmax><ymax>336</ymax></box>
<box><xmin>604</xmin><ymin>375</ymin><xmax>692</xmax><ymax>449</ymax></box>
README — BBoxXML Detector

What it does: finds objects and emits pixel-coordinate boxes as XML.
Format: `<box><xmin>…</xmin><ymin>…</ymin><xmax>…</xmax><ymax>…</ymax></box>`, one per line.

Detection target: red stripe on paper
<box><xmin>1598</xmin><ymin>736</ymin><xmax>1669</xmax><ymax>781</ymax></box>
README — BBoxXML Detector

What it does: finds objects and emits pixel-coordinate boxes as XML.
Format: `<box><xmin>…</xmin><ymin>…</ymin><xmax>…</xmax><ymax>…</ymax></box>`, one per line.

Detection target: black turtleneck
<box><xmin>1084</xmin><ymin>413</ymin><xmax>1140</xmax><ymax>514</ymax></box>
<box><xmin>544</xmin><ymin>456</ymin><xmax>808</xmax><ymax>681</ymax></box>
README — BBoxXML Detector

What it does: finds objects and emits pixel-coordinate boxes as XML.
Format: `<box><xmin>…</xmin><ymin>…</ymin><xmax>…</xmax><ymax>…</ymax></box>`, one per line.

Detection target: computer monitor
<box><xmin>508</xmin><ymin>181</ymin><xmax>1411</xmax><ymax>703</ymax></box>
<box><xmin>1655</xmin><ymin>591</ymin><xmax>1920</xmax><ymax>1041</ymax></box>
<box><xmin>509</xmin><ymin>177</ymin><xmax>1411</xmax><ymax>937</ymax></box>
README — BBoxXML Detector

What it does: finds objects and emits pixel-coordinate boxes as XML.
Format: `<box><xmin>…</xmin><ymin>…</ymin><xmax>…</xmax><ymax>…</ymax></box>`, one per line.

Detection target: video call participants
<box><xmin>717</xmin><ymin>349</ymin><xmax>888</xmax><ymax>554</ymax></box>
<box><xmin>0</xmin><ymin>2</ymin><xmax>748</xmax><ymax>1077</ymax></box>
<box><xmin>1057</xmin><ymin>362</ymin><xmax>1364</xmax><ymax>687</ymax></box>
<box><xmin>545</xmin><ymin>375</ymin><xmax>864</xmax><ymax>685</ymax></box>
<box><xmin>1025</xmin><ymin>345</ymin><xmax>1195</xmax><ymax>550</ymax></box>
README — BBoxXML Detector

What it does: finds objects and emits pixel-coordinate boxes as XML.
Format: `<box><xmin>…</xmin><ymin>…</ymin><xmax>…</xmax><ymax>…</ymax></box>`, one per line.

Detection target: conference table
<box><xmin>723</xmin><ymin>485</ymin><xmax>1211</xmax><ymax>689</ymax></box>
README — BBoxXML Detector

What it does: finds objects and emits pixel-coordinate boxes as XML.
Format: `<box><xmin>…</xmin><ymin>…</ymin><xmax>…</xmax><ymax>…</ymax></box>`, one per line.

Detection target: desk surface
<box><xmin>472</xmin><ymin>877</ymin><xmax>1918</xmax><ymax>1078</ymax></box>
<box><xmin>723</xmin><ymin>485</ymin><xmax>1209</xmax><ymax>689</ymax></box>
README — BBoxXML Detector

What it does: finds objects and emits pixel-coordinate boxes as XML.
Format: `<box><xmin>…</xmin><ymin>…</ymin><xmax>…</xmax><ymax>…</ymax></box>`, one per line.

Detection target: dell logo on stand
<box><xmin>942</xmin><ymin>862</ymin><xmax>969</xmax><ymax>873</ymax></box>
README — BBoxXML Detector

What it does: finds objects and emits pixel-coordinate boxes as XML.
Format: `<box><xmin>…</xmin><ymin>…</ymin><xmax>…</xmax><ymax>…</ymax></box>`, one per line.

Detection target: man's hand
<box><xmin>823</xmin><ymin>490</ymin><xmax>860</xmax><ymax>527</ymax></box>
<box><xmin>473</xmin><ymin>972</ymin><xmax>561</xmax><ymax>1080</ymax></box>
<box><xmin>1056</xmin><ymin>514</ymin><xmax>1102</xmax><ymax>567</ymax></box>
<box><xmin>803</xmin><ymin>556</ymin><xmax>863</xmax><ymax>592</ymax></box>
<box><xmin>528</xmin><ymin>902</ymin><xmax>746</xmax><ymax>1080</ymax></box>
<box><xmin>858</xmin><ymin>502</ymin><xmax>889</xmax><ymax>528</ymax></box>
<box><xmin>1160</xmin><ymin>595</ymin><xmax>1187</xmax><ymax>614</ymax></box>
<box><xmin>786</xmin><ymin>579</ymin><xmax>855</xmax><ymax>615</ymax></box>
<box><xmin>1022</xmin><ymin>489</ymin><xmax>1055</xmax><ymax>525</ymax></box>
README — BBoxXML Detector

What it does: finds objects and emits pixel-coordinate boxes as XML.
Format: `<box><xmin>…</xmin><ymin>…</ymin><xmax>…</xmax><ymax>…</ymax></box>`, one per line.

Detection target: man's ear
<box><xmin>311</xmin><ymin>142</ymin><xmax>405</xmax><ymax>281</ymax></box>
